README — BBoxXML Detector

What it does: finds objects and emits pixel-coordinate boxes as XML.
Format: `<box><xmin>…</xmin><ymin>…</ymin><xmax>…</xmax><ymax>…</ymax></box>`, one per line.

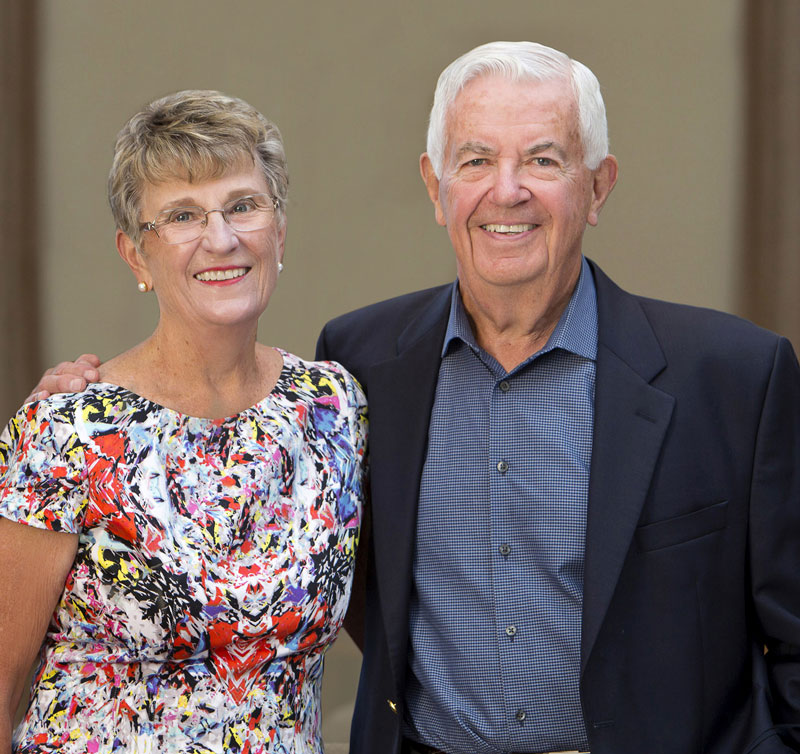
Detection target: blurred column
<box><xmin>742</xmin><ymin>0</ymin><xmax>800</xmax><ymax>348</ymax></box>
<box><xmin>0</xmin><ymin>0</ymin><xmax>41</xmax><ymax>421</ymax></box>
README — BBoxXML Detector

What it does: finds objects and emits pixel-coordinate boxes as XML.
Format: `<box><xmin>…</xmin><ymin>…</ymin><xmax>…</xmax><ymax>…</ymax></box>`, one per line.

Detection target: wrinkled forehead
<box><xmin>447</xmin><ymin>72</ymin><xmax>577</xmax><ymax>124</ymax></box>
<box><xmin>443</xmin><ymin>73</ymin><xmax>581</xmax><ymax>152</ymax></box>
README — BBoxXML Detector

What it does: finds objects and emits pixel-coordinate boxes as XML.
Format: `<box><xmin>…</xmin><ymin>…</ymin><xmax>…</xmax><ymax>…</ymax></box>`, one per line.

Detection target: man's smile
<box><xmin>480</xmin><ymin>223</ymin><xmax>538</xmax><ymax>235</ymax></box>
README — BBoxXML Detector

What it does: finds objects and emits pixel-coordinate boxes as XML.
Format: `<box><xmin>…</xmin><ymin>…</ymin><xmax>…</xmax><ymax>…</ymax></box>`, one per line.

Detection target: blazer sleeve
<box><xmin>750</xmin><ymin>336</ymin><xmax>800</xmax><ymax>747</ymax></box>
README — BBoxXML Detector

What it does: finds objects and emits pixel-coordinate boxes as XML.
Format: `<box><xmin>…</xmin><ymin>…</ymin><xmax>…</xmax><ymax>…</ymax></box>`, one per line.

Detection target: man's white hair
<box><xmin>426</xmin><ymin>41</ymin><xmax>609</xmax><ymax>177</ymax></box>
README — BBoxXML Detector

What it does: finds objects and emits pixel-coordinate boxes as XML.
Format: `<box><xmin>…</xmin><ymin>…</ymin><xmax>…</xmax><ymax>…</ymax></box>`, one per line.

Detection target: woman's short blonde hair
<box><xmin>108</xmin><ymin>90</ymin><xmax>288</xmax><ymax>244</ymax></box>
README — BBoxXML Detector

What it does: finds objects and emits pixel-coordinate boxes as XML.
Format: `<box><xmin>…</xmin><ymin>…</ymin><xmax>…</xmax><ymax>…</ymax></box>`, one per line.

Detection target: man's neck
<box><xmin>459</xmin><ymin>268</ymin><xmax>580</xmax><ymax>372</ymax></box>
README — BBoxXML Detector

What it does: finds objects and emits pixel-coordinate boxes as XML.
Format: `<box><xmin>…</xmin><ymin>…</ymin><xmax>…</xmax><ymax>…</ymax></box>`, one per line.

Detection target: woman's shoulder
<box><xmin>3</xmin><ymin>383</ymin><xmax>160</xmax><ymax>448</ymax></box>
<box><xmin>6</xmin><ymin>383</ymin><xmax>119</xmax><ymax>432</ymax></box>
<box><xmin>44</xmin><ymin>382</ymin><xmax>154</xmax><ymax>419</ymax></box>
<box><xmin>273</xmin><ymin>350</ymin><xmax>367</xmax><ymax>456</ymax></box>
<box><xmin>0</xmin><ymin>386</ymin><xmax>137</xmax><ymax>530</ymax></box>
<box><xmin>276</xmin><ymin>349</ymin><xmax>366</xmax><ymax>407</ymax></box>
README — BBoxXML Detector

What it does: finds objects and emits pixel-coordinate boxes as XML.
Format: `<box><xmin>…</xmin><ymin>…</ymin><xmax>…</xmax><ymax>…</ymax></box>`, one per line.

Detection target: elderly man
<box><xmin>33</xmin><ymin>41</ymin><xmax>800</xmax><ymax>754</ymax></box>
<box><xmin>315</xmin><ymin>42</ymin><xmax>800</xmax><ymax>754</ymax></box>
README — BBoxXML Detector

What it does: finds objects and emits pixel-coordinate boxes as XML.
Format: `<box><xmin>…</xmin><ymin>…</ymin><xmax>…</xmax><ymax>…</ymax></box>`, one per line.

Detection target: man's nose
<box><xmin>490</xmin><ymin>162</ymin><xmax>531</xmax><ymax>206</ymax></box>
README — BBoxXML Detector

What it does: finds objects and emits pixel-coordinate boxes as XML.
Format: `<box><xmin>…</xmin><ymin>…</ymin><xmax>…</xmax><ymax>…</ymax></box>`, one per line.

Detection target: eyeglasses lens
<box><xmin>155</xmin><ymin>194</ymin><xmax>274</xmax><ymax>244</ymax></box>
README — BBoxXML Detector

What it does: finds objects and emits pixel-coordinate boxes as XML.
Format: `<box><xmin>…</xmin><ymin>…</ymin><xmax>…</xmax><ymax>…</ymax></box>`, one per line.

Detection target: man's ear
<box><xmin>587</xmin><ymin>154</ymin><xmax>619</xmax><ymax>227</ymax></box>
<box><xmin>420</xmin><ymin>153</ymin><xmax>447</xmax><ymax>227</ymax></box>
<box><xmin>116</xmin><ymin>230</ymin><xmax>152</xmax><ymax>290</ymax></box>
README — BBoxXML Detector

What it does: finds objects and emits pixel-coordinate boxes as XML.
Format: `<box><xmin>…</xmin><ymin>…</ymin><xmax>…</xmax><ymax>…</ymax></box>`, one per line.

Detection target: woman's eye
<box><xmin>230</xmin><ymin>198</ymin><xmax>256</xmax><ymax>214</ymax></box>
<box><xmin>168</xmin><ymin>209</ymin><xmax>200</xmax><ymax>224</ymax></box>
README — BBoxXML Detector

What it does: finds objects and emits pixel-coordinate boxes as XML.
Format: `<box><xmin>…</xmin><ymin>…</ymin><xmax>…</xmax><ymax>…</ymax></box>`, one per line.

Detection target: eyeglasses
<box><xmin>140</xmin><ymin>193</ymin><xmax>279</xmax><ymax>244</ymax></box>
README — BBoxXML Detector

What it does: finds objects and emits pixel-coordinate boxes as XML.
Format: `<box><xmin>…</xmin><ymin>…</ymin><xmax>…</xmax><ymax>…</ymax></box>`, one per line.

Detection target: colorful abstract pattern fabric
<box><xmin>0</xmin><ymin>351</ymin><xmax>367</xmax><ymax>754</ymax></box>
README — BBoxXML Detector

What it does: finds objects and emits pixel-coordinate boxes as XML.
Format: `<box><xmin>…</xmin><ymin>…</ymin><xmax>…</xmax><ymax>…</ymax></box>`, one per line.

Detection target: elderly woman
<box><xmin>0</xmin><ymin>91</ymin><xmax>366</xmax><ymax>753</ymax></box>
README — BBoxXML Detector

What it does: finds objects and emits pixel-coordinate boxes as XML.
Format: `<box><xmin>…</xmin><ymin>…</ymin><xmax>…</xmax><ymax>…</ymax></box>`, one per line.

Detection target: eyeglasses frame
<box><xmin>140</xmin><ymin>193</ymin><xmax>280</xmax><ymax>244</ymax></box>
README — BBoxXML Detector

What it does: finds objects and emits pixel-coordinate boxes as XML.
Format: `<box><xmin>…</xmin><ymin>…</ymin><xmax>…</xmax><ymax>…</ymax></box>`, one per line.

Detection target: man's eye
<box><xmin>534</xmin><ymin>157</ymin><xmax>554</xmax><ymax>167</ymax></box>
<box><xmin>465</xmin><ymin>158</ymin><xmax>487</xmax><ymax>167</ymax></box>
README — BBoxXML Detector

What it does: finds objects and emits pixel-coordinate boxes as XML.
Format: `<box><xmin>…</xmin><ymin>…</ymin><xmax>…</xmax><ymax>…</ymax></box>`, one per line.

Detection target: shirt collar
<box><xmin>442</xmin><ymin>255</ymin><xmax>598</xmax><ymax>362</ymax></box>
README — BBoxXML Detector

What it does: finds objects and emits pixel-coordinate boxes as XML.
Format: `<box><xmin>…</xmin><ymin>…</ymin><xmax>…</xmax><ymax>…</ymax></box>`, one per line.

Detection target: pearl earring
<box><xmin>278</xmin><ymin>262</ymin><xmax>284</xmax><ymax>273</ymax></box>
<box><xmin>137</xmin><ymin>281</ymin><xmax>148</xmax><ymax>293</ymax></box>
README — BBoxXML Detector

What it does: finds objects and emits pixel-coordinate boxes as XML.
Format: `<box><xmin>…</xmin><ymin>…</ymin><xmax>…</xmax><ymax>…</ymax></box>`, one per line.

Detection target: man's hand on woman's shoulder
<box><xmin>27</xmin><ymin>353</ymin><xmax>102</xmax><ymax>402</ymax></box>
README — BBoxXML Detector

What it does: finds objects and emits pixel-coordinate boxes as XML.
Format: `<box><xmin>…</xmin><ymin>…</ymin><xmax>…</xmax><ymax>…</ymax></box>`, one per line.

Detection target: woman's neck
<box><xmin>99</xmin><ymin>319</ymin><xmax>283</xmax><ymax>419</ymax></box>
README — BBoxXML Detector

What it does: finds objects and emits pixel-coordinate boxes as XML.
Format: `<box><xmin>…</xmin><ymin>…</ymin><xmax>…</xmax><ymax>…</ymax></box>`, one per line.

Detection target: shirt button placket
<box><xmin>494</xmin><ymin>374</ymin><xmax>520</xmax><ymax>728</ymax></box>
<box><xmin>496</xmin><ymin>378</ymin><xmax>512</xmax><ymax>559</ymax></box>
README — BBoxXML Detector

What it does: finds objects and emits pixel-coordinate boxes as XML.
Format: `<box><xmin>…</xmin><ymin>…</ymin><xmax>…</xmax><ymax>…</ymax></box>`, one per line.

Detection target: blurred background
<box><xmin>2</xmin><ymin>0</ymin><xmax>798</xmax><ymax>748</ymax></box>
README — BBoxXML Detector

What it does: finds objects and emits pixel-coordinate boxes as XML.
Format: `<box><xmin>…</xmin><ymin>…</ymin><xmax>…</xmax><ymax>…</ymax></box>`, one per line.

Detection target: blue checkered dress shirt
<box><xmin>403</xmin><ymin>257</ymin><xmax>597</xmax><ymax>753</ymax></box>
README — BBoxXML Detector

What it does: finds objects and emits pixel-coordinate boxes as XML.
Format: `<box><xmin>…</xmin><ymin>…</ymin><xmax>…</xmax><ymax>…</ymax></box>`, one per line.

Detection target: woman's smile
<box><xmin>193</xmin><ymin>265</ymin><xmax>251</xmax><ymax>284</ymax></box>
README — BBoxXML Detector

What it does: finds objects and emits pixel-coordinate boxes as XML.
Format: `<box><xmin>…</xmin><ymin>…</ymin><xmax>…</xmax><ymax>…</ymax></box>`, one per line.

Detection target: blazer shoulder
<box><xmin>316</xmin><ymin>284</ymin><xmax>452</xmax><ymax>381</ymax></box>
<box><xmin>590</xmin><ymin>259</ymin><xmax>785</xmax><ymax>361</ymax></box>
<box><xmin>636</xmin><ymin>294</ymin><xmax>784</xmax><ymax>358</ymax></box>
<box><xmin>323</xmin><ymin>284</ymin><xmax>451</xmax><ymax>334</ymax></box>
<box><xmin>590</xmin><ymin>260</ymin><xmax>793</xmax><ymax>388</ymax></box>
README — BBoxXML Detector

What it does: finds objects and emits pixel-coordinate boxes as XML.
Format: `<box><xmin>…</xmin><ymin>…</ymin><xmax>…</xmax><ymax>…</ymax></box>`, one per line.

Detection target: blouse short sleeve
<box><xmin>0</xmin><ymin>398</ymin><xmax>88</xmax><ymax>533</ymax></box>
<box><xmin>342</xmin><ymin>367</ymin><xmax>368</xmax><ymax>473</ymax></box>
<box><xmin>318</xmin><ymin>362</ymin><xmax>368</xmax><ymax>529</ymax></box>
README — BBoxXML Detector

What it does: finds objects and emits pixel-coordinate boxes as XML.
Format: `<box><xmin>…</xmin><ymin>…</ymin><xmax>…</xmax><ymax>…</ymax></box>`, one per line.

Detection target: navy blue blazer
<box><xmin>316</xmin><ymin>261</ymin><xmax>800</xmax><ymax>754</ymax></box>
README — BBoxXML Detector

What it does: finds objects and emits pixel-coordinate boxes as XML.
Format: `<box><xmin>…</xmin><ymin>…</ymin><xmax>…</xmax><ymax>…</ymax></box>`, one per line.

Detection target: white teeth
<box><xmin>482</xmin><ymin>223</ymin><xmax>536</xmax><ymax>234</ymax></box>
<box><xmin>195</xmin><ymin>267</ymin><xmax>248</xmax><ymax>282</ymax></box>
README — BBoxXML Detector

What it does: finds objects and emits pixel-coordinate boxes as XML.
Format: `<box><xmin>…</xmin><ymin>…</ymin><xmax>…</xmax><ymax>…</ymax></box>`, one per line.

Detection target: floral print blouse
<box><xmin>0</xmin><ymin>351</ymin><xmax>367</xmax><ymax>754</ymax></box>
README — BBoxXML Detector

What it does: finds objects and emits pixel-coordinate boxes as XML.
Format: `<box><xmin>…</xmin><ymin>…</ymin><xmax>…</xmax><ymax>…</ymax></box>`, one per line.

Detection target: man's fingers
<box><xmin>49</xmin><ymin>358</ymin><xmax>100</xmax><ymax>382</ymax></box>
<box><xmin>24</xmin><ymin>389</ymin><xmax>51</xmax><ymax>403</ymax></box>
<box><xmin>75</xmin><ymin>353</ymin><xmax>102</xmax><ymax>368</ymax></box>
<box><xmin>50</xmin><ymin>360</ymin><xmax>78</xmax><ymax>376</ymax></box>
<box><xmin>27</xmin><ymin>354</ymin><xmax>102</xmax><ymax>402</ymax></box>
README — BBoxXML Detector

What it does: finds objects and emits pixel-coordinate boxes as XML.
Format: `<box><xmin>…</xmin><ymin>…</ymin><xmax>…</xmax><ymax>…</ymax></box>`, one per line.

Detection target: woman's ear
<box><xmin>116</xmin><ymin>229</ymin><xmax>152</xmax><ymax>290</ymax></box>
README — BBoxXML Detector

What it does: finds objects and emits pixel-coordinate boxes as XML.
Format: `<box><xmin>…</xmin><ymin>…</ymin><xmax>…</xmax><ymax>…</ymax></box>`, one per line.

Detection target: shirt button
<box><xmin>497</xmin><ymin>460</ymin><xmax>509</xmax><ymax>474</ymax></box>
<box><xmin>516</xmin><ymin>708</ymin><xmax>527</xmax><ymax>723</ymax></box>
<box><xmin>499</xmin><ymin>543</ymin><xmax>511</xmax><ymax>557</ymax></box>
<box><xmin>499</xmin><ymin>380</ymin><xmax>510</xmax><ymax>393</ymax></box>
<box><xmin>505</xmin><ymin>625</ymin><xmax>517</xmax><ymax>637</ymax></box>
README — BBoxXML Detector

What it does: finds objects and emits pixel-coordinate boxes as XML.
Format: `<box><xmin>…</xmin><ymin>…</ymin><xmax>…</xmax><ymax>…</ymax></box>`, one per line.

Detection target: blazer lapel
<box><xmin>581</xmin><ymin>263</ymin><xmax>675</xmax><ymax>670</ymax></box>
<box><xmin>366</xmin><ymin>286</ymin><xmax>451</xmax><ymax>693</ymax></box>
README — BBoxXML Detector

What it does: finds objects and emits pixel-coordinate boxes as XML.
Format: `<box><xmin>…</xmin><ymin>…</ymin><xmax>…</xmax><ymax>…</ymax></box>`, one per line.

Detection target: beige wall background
<box><xmin>28</xmin><ymin>0</ymin><xmax>743</xmax><ymax>746</ymax></box>
<box><xmin>39</xmin><ymin>1</ymin><xmax>742</xmax><ymax>368</ymax></box>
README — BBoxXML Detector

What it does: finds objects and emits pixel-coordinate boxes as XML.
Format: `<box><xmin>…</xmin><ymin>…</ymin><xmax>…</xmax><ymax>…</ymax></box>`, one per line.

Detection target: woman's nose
<box><xmin>200</xmin><ymin>210</ymin><xmax>239</xmax><ymax>251</ymax></box>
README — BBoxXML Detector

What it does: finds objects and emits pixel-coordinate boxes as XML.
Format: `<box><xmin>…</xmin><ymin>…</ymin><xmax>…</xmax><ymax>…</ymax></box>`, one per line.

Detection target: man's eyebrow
<box><xmin>524</xmin><ymin>141</ymin><xmax>568</xmax><ymax>160</ymax></box>
<box><xmin>454</xmin><ymin>141</ymin><xmax>570</xmax><ymax>161</ymax></box>
<box><xmin>455</xmin><ymin>142</ymin><xmax>495</xmax><ymax>159</ymax></box>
